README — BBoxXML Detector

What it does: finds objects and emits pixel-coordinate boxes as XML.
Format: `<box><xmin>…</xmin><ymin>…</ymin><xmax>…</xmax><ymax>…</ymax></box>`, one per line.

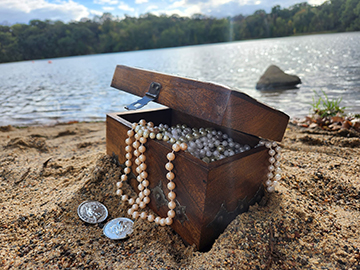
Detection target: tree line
<box><xmin>0</xmin><ymin>0</ymin><xmax>359</xmax><ymax>63</ymax></box>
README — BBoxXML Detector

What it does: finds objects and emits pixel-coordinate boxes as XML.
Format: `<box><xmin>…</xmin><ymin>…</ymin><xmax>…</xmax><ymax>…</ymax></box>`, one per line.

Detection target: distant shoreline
<box><xmin>1</xmin><ymin>30</ymin><xmax>358</xmax><ymax>65</ymax></box>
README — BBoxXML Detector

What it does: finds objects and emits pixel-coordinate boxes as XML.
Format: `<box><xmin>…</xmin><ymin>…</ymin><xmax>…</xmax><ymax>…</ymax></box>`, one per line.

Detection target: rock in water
<box><xmin>256</xmin><ymin>65</ymin><xmax>301</xmax><ymax>90</ymax></box>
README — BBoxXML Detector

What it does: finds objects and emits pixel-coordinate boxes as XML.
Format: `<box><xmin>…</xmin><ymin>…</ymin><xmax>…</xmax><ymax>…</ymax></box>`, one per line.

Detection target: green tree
<box><xmin>240</xmin><ymin>10</ymin><xmax>270</xmax><ymax>39</ymax></box>
<box><xmin>208</xmin><ymin>18</ymin><xmax>230</xmax><ymax>42</ymax></box>
<box><xmin>0</xmin><ymin>26</ymin><xmax>22</xmax><ymax>62</ymax></box>
<box><xmin>341</xmin><ymin>0</ymin><xmax>360</xmax><ymax>30</ymax></box>
<box><xmin>293</xmin><ymin>6</ymin><xmax>315</xmax><ymax>33</ymax></box>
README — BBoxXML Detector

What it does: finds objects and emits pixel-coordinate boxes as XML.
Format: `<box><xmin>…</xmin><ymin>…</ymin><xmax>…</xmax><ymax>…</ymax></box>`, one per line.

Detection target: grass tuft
<box><xmin>310</xmin><ymin>90</ymin><xmax>346</xmax><ymax>118</ymax></box>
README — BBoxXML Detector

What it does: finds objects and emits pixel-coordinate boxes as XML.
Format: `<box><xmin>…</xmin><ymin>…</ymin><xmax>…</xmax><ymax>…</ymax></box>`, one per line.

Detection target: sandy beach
<box><xmin>0</xmin><ymin>121</ymin><xmax>359</xmax><ymax>269</ymax></box>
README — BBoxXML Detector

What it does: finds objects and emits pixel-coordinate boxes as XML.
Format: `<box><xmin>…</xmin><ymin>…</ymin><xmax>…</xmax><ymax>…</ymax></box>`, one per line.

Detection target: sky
<box><xmin>0</xmin><ymin>0</ymin><xmax>328</xmax><ymax>25</ymax></box>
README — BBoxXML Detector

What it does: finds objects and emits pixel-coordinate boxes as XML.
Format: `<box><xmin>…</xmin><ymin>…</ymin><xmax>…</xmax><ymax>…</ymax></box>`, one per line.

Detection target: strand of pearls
<box><xmin>116</xmin><ymin>119</ymin><xmax>188</xmax><ymax>226</ymax></box>
<box><xmin>258</xmin><ymin>140</ymin><xmax>282</xmax><ymax>192</ymax></box>
<box><xmin>165</xmin><ymin>142</ymin><xmax>187</xmax><ymax>224</ymax></box>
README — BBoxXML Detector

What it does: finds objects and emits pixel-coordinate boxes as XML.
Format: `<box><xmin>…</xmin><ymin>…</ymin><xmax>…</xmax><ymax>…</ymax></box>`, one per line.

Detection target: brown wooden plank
<box><xmin>144</xmin><ymin>140</ymin><xmax>208</xmax><ymax>247</ymax></box>
<box><xmin>205</xmin><ymin>147</ymin><xmax>269</xmax><ymax>216</ymax></box>
<box><xmin>111</xmin><ymin>65</ymin><xmax>231</xmax><ymax>126</ymax></box>
<box><xmin>106</xmin><ymin>114</ymin><xmax>126</xmax><ymax>164</ymax></box>
<box><xmin>222</xmin><ymin>91</ymin><xmax>289</xmax><ymax>141</ymax></box>
<box><xmin>198</xmin><ymin>147</ymin><xmax>269</xmax><ymax>250</ymax></box>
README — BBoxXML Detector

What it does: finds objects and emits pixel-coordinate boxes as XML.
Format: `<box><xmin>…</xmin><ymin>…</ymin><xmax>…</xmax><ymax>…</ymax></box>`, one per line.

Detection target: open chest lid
<box><xmin>111</xmin><ymin>65</ymin><xmax>289</xmax><ymax>142</ymax></box>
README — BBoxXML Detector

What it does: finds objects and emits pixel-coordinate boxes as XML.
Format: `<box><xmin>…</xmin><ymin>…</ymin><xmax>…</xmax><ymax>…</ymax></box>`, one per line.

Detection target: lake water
<box><xmin>0</xmin><ymin>32</ymin><xmax>359</xmax><ymax>127</ymax></box>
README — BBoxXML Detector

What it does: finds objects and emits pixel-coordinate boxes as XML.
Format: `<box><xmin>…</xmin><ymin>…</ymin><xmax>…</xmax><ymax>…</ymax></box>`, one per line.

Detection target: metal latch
<box><xmin>125</xmin><ymin>82</ymin><xmax>161</xmax><ymax>110</ymax></box>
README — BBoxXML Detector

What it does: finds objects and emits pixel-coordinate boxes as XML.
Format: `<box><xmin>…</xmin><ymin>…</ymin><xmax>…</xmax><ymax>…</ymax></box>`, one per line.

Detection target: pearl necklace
<box><xmin>258</xmin><ymin>140</ymin><xmax>282</xmax><ymax>192</ymax></box>
<box><xmin>116</xmin><ymin>120</ymin><xmax>282</xmax><ymax>226</ymax></box>
<box><xmin>116</xmin><ymin>119</ymin><xmax>187</xmax><ymax>226</ymax></box>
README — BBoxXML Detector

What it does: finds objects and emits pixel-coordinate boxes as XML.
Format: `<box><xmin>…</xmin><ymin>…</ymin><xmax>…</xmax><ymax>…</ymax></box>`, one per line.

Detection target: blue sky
<box><xmin>0</xmin><ymin>0</ymin><xmax>327</xmax><ymax>25</ymax></box>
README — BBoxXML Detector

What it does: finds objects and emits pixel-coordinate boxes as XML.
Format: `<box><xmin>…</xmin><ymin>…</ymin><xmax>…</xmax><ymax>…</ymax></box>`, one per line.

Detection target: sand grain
<box><xmin>0</xmin><ymin>122</ymin><xmax>359</xmax><ymax>269</ymax></box>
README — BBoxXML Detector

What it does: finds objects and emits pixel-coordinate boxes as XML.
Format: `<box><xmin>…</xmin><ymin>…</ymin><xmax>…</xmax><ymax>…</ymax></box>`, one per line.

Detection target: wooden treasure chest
<box><xmin>106</xmin><ymin>65</ymin><xmax>289</xmax><ymax>251</ymax></box>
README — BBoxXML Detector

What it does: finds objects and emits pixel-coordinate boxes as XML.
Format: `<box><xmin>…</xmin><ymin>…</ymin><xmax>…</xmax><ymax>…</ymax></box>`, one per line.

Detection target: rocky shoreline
<box><xmin>0</xmin><ymin>122</ymin><xmax>359</xmax><ymax>269</ymax></box>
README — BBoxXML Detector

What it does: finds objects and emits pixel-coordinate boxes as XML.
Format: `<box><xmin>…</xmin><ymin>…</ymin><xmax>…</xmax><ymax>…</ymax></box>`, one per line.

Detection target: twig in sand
<box><xmin>40</xmin><ymin>157</ymin><xmax>52</xmax><ymax>175</ymax></box>
<box><xmin>265</xmin><ymin>223</ymin><xmax>275</xmax><ymax>270</ymax></box>
<box><xmin>265</xmin><ymin>223</ymin><xmax>287</xmax><ymax>269</ymax></box>
<box><xmin>43</xmin><ymin>158</ymin><xmax>52</xmax><ymax>168</ymax></box>
<box><xmin>15</xmin><ymin>168</ymin><xmax>31</xmax><ymax>184</ymax></box>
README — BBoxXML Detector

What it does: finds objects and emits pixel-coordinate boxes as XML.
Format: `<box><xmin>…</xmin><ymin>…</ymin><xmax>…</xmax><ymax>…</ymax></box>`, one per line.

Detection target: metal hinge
<box><xmin>125</xmin><ymin>82</ymin><xmax>161</xmax><ymax>110</ymax></box>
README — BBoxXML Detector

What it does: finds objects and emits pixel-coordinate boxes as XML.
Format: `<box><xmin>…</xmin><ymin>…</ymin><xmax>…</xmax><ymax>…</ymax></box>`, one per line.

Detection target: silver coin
<box><xmin>103</xmin><ymin>217</ymin><xmax>134</xmax><ymax>240</ymax></box>
<box><xmin>77</xmin><ymin>200</ymin><xmax>108</xmax><ymax>224</ymax></box>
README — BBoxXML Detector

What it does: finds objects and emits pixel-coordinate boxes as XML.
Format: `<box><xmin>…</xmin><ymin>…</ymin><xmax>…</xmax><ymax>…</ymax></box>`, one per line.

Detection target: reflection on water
<box><xmin>0</xmin><ymin>32</ymin><xmax>359</xmax><ymax>126</ymax></box>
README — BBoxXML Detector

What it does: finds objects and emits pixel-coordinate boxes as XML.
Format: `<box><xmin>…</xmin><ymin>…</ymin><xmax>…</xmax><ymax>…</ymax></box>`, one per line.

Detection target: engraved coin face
<box><xmin>77</xmin><ymin>201</ymin><xmax>108</xmax><ymax>224</ymax></box>
<box><xmin>103</xmin><ymin>217</ymin><xmax>134</xmax><ymax>240</ymax></box>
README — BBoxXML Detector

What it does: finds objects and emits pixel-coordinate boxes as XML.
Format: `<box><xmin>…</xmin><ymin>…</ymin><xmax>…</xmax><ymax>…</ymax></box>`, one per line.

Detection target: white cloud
<box><xmin>0</xmin><ymin>0</ymin><xmax>89</xmax><ymax>24</ymax></box>
<box><xmin>145</xmin><ymin>5</ymin><xmax>159</xmax><ymax>11</ymax></box>
<box><xmin>103</xmin><ymin>6</ymin><xmax>116</xmax><ymax>11</ymax></box>
<box><xmin>169</xmin><ymin>0</ymin><xmax>186</xmax><ymax>8</ymax></box>
<box><xmin>162</xmin><ymin>0</ymin><xmax>202</xmax><ymax>16</ymax></box>
<box><xmin>118</xmin><ymin>1</ymin><xmax>135</xmax><ymax>11</ymax></box>
<box><xmin>238</xmin><ymin>0</ymin><xmax>253</xmax><ymax>5</ymax></box>
<box><xmin>308</xmin><ymin>0</ymin><xmax>327</xmax><ymax>5</ymax></box>
<box><xmin>179</xmin><ymin>0</ymin><xmax>312</xmax><ymax>17</ymax></box>
<box><xmin>151</xmin><ymin>4</ymin><xmax>201</xmax><ymax>17</ymax></box>
<box><xmin>184</xmin><ymin>5</ymin><xmax>202</xmax><ymax>15</ymax></box>
<box><xmin>151</xmin><ymin>8</ymin><xmax>186</xmax><ymax>16</ymax></box>
<box><xmin>135</xmin><ymin>0</ymin><xmax>148</xmax><ymax>4</ymax></box>
<box><xmin>94</xmin><ymin>0</ymin><xmax>119</xmax><ymax>5</ymax></box>
<box><xmin>179</xmin><ymin>0</ymin><xmax>320</xmax><ymax>17</ymax></box>
<box><xmin>209</xmin><ymin>0</ymin><xmax>234</xmax><ymax>7</ymax></box>
<box><xmin>90</xmin><ymin>9</ymin><xmax>104</xmax><ymax>16</ymax></box>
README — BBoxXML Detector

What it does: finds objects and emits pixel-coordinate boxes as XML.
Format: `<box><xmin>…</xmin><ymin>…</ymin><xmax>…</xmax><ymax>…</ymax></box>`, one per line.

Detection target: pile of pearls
<box><xmin>116</xmin><ymin>120</ymin><xmax>283</xmax><ymax>227</ymax></box>
<box><xmin>137</xmin><ymin>123</ymin><xmax>252</xmax><ymax>163</ymax></box>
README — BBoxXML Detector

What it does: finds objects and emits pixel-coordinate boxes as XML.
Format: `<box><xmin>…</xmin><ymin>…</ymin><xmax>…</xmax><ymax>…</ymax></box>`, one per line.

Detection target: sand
<box><xmin>0</xmin><ymin>122</ymin><xmax>359</xmax><ymax>269</ymax></box>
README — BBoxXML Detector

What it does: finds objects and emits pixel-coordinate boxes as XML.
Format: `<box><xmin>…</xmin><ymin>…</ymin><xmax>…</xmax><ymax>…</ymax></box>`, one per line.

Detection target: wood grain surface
<box><xmin>111</xmin><ymin>65</ymin><xmax>289</xmax><ymax>141</ymax></box>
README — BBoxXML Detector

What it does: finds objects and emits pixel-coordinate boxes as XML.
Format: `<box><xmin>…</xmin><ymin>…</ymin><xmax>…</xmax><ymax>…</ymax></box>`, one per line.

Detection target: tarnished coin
<box><xmin>103</xmin><ymin>217</ymin><xmax>134</xmax><ymax>240</ymax></box>
<box><xmin>77</xmin><ymin>201</ymin><xmax>108</xmax><ymax>224</ymax></box>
